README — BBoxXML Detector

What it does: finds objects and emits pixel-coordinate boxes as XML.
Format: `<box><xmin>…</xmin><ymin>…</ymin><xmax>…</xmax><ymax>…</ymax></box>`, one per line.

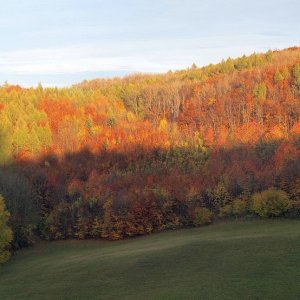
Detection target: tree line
<box><xmin>0</xmin><ymin>47</ymin><xmax>300</xmax><ymax>262</ymax></box>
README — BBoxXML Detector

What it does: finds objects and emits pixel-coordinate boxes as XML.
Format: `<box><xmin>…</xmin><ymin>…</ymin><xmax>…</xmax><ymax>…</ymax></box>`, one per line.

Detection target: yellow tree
<box><xmin>0</xmin><ymin>195</ymin><xmax>12</xmax><ymax>263</ymax></box>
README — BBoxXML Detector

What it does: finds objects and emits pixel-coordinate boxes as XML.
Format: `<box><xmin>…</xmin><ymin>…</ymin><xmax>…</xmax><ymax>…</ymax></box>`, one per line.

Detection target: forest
<box><xmin>1</xmin><ymin>47</ymin><xmax>300</xmax><ymax>261</ymax></box>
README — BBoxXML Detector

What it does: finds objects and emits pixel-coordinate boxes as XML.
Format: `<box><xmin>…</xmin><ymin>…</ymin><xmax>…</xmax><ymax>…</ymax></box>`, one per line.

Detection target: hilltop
<box><xmin>0</xmin><ymin>47</ymin><xmax>299</xmax><ymax>254</ymax></box>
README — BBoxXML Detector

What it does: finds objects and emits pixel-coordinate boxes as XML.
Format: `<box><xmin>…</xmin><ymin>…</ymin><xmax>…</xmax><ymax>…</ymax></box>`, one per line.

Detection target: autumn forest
<box><xmin>1</xmin><ymin>47</ymin><xmax>300</xmax><ymax>261</ymax></box>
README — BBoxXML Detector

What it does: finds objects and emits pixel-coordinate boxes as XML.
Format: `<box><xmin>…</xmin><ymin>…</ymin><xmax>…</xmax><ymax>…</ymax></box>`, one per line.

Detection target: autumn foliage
<box><xmin>0</xmin><ymin>47</ymin><xmax>300</xmax><ymax>249</ymax></box>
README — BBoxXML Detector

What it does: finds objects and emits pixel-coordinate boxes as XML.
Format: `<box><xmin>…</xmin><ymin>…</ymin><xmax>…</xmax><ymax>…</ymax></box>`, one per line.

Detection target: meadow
<box><xmin>1</xmin><ymin>219</ymin><xmax>300</xmax><ymax>299</ymax></box>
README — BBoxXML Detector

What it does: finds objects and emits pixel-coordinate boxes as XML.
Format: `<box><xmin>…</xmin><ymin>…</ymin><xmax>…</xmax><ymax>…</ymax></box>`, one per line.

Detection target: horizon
<box><xmin>2</xmin><ymin>46</ymin><xmax>299</xmax><ymax>89</ymax></box>
<box><xmin>1</xmin><ymin>0</ymin><xmax>299</xmax><ymax>87</ymax></box>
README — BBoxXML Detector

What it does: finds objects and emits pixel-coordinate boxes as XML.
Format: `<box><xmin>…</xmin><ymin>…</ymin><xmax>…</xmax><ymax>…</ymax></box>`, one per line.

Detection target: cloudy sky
<box><xmin>0</xmin><ymin>0</ymin><xmax>299</xmax><ymax>87</ymax></box>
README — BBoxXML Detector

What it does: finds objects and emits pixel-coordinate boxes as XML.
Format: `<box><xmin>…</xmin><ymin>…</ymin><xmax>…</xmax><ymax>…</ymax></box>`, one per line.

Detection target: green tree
<box><xmin>282</xmin><ymin>67</ymin><xmax>290</xmax><ymax>80</ymax></box>
<box><xmin>265</xmin><ymin>50</ymin><xmax>273</xmax><ymax>62</ymax></box>
<box><xmin>251</xmin><ymin>188</ymin><xmax>291</xmax><ymax>217</ymax></box>
<box><xmin>90</xmin><ymin>217</ymin><xmax>102</xmax><ymax>238</ymax></box>
<box><xmin>274</xmin><ymin>70</ymin><xmax>284</xmax><ymax>83</ymax></box>
<box><xmin>0</xmin><ymin>114</ymin><xmax>13</xmax><ymax>164</ymax></box>
<box><xmin>234</xmin><ymin>55</ymin><xmax>249</xmax><ymax>70</ymax></box>
<box><xmin>75</xmin><ymin>213</ymin><xmax>88</xmax><ymax>240</ymax></box>
<box><xmin>101</xmin><ymin>197</ymin><xmax>114</xmax><ymax>239</ymax></box>
<box><xmin>253</xmin><ymin>83</ymin><xmax>267</xmax><ymax>101</ymax></box>
<box><xmin>0</xmin><ymin>170</ymin><xmax>37</xmax><ymax>249</ymax></box>
<box><xmin>219</xmin><ymin>198</ymin><xmax>248</xmax><ymax>218</ymax></box>
<box><xmin>293</xmin><ymin>64</ymin><xmax>300</xmax><ymax>89</ymax></box>
<box><xmin>207</xmin><ymin>179</ymin><xmax>231</xmax><ymax>211</ymax></box>
<box><xmin>0</xmin><ymin>195</ymin><xmax>13</xmax><ymax>263</ymax></box>
<box><xmin>35</xmin><ymin>123</ymin><xmax>52</xmax><ymax>151</ymax></box>
<box><xmin>193</xmin><ymin>207</ymin><xmax>213</xmax><ymax>226</ymax></box>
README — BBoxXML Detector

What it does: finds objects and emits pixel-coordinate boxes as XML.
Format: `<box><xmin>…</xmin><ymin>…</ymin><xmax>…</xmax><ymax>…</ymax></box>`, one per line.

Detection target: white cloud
<box><xmin>0</xmin><ymin>34</ymin><xmax>298</xmax><ymax>82</ymax></box>
<box><xmin>0</xmin><ymin>46</ymin><xmax>177</xmax><ymax>75</ymax></box>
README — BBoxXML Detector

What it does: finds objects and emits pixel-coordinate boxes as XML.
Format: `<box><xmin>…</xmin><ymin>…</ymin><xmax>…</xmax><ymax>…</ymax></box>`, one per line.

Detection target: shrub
<box><xmin>286</xmin><ymin>200</ymin><xmax>300</xmax><ymax>218</ymax></box>
<box><xmin>12</xmin><ymin>224</ymin><xmax>35</xmax><ymax>248</ymax></box>
<box><xmin>219</xmin><ymin>198</ymin><xmax>248</xmax><ymax>218</ymax></box>
<box><xmin>251</xmin><ymin>188</ymin><xmax>291</xmax><ymax>217</ymax></box>
<box><xmin>0</xmin><ymin>195</ymin><xmax>13</xmax><ymax>263</ymax></box>
<box><xmin>219</xmin><ymin>204</ymin><xmax>232</xmax><ymax>217</ymax></box>
<box><xmin>232</xmin><ymin>198</ymin><xmax>248</xmax><ymax>216</ymax></box>
<box><xmin>193</xmin><ymin>207</ymin><xmax>213</xmax><ymax>226</ymax></box>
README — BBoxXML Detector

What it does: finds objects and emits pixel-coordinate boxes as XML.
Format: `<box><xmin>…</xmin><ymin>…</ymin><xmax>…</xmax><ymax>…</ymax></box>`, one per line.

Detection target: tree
<box><xmin>293</xmin><ymin>64</ymin><xmax>300</xmax><ymax>89</ymax></box>
<box><xmin>0</xmin><ymin>170</ymin><xmax>37</xmax><ymax>249</ymax></box>
<box><xmin>0</xmin><ymin>195</ymin><xmax>12</xmax><ymax>263</ymax></box>
<box><xmin>90</xmin><ymin>217</ymin><xmax>102</xmax><ymax>238</ymax></box>
<box><xmin>274</xmin><ymin>70</ymin><xmax>284</xmax><ymax>84</ymax></box>
<box><xmin>265</xmin><ymin>50</ymin><xmax>273</xmax><ymax>62</ymax></box>
<box><xmin>193</xmin><ymin>207</ymin><xmax>213</xmax><ymax>226</ymax></box>
<box><xmin>219</xmin><ymin>197</ymin><xmax>248</xmax><ymax>218</ymax></box>
<box><xmin>251</xmin><ymin>188</ymin><xmax>291</xmax><ymax>217</ymax></box>
<box><xmin>253</xmin><ymin>83</ymin><xmax>267</xmax><ymax>101</ymax></box>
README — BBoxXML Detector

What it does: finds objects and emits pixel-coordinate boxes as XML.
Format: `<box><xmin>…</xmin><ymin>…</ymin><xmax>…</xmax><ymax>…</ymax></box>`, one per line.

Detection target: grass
<box><xmin>1</xmin><ymin>219</ymin><xmax>300</xmax><ymax>299</ymax></box>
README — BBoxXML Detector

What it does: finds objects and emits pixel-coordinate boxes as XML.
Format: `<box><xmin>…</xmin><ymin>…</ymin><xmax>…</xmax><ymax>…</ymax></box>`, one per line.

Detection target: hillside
<box><xmin>0</xmin><ymin>47</ymin><xmax>300</xmax><ymax>254</ymax></box>
<box><xmin>1</xmin><ymin>220</ymin><xmax>300</xmax><ymax>299</ymax></box>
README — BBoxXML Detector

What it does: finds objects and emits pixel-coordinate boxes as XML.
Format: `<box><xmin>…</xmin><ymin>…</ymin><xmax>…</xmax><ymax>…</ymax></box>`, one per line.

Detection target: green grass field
<box><xmin>1</xmin><ymin>220</ymin><xmax>300</xmax><ymax>299</ymax></box>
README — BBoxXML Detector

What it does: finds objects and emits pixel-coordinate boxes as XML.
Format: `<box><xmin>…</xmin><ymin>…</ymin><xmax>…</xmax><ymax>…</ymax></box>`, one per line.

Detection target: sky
<box><xmin>0</xmin><ymin>0</ymin><xmax>299</xmax><ymax>87</ymax></box>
